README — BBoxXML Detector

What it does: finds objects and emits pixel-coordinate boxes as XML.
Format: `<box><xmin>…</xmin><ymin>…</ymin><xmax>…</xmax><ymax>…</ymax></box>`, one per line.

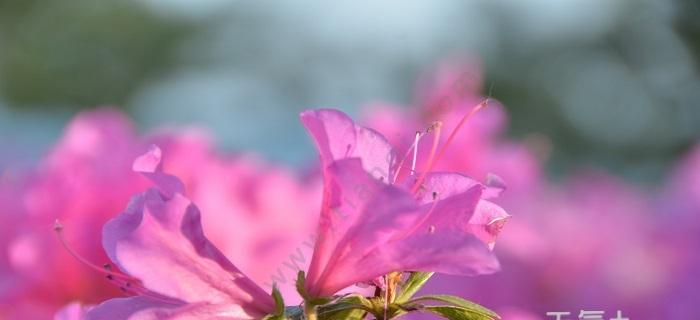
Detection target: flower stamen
<box><xmin>410</xmin><ymin>131</ymin><xmax>421</xmax><ymax>176</ymax></box>
<box><xmin>54</xmin><ymin>220</ymin><xmax>182</xmax><ymax>304</ymax></box>
<box><xmin>53</xmin><ymin>219</ymin><xmax>135</xmax><ymax>281</ymax></box>
<box><xmin>432</xmin><ymin>100</ymin><xmax>488</xmax><ymax>168</ymax></box>
<box><xmin>410</xmin><ymin>100</ymin><xmax>488</xmax><ymax>194</ymax></box>
<box><xmin>410</xmin><ymin>121</ymin><xmax>442</xmax><ymax>194</ymax></box>
<box><xmin>393</xmin><ymin>131</ymin><xmax>423</xmax><ymax>183</ymax></box>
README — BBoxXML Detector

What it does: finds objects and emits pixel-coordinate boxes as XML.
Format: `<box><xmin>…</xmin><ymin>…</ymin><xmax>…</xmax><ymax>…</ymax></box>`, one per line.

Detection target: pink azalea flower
<box><xmin>362</xmin><ymin>60</ymin><xmax>543</xmax><ymax>197</ymax></box>
<box><xmin>412</xmin><ymin>171</ymin><xmax>673</xmax><ymax>318</ymax></box>
<box><xmin>360</xmin><ymin>60</ymin><xmax>678</xmax><ymax>317</ymax></box>
<box><xmin>299</xmin><ymin>108</ymin><xmax>510</xmax><ymax>298</ymax></box>
<box><xmin>0</xmin><ymin>110</ymin><xmax>144</xmax><ymax>319</ymax></box>
<box><xmin>0</xmin><ymin>108</ymin><xmax>317</xmax><ymax>318</ymax></box>
<box><xmin>83</xmin><ymin>145</ymin><xmax>277</xmax><ymax>319</ymax></box>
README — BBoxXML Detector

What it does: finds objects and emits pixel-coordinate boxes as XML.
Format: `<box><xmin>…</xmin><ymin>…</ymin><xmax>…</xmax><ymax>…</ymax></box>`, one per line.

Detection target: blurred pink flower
<box><xmin>413</xmin><ymin>172</ymin><xmax>673</xmax><ymax>319</ymax></box>
<box><xmin>661</xmin><ymin>144</ymin><xmax>700</xmax><ymax>222</ymax></box>
<box><xmin>82</xmin><ymin>145</ymin><xmax>276</xmax><ymax>319</ymax></box>
<box><xmin>300</xmin><ymin>108</ymin><xmax>509</xmax><ymax>298</ymax></box>
<box><xmin>362</xmin><ymin>61</ymin><xmax>543</xmax><ymax>197</ymax></box>
<box><xmin>0</xmin><ymin>108</ymin><xmax>317</xmax><ymax>318</ymax></box>
<box><xmin>656</xmin><ymin>144</ymin><xmax>700</xmax><ymax>318</ymax></box>
<box><xmin>0</xmin><ymin>110</ymin><xmax>145</xmax><ymax>319</ymax></box>
<box><xmin>363</xmin><ymin>60</ymin><xmax>677</xmax><ymax>318</ymax></box>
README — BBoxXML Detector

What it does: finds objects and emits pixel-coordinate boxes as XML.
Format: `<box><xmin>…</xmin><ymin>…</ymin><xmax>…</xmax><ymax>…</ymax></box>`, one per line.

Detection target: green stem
<box><xmin>304</xmin><ymin>302</ymin><xmax>317</xmax><ymax>320</ymax></box>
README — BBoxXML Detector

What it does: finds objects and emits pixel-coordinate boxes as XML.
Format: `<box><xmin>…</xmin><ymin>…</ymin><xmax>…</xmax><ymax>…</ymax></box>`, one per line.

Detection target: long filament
<box><xmin>410</xmin><ymin>131</ymin><xmax>420</xmax><ymax>176</ymax></box>
<box><xmin>392</xmin><ymin>131</ymin><xmax>424</xmax><ymax>183</ymax></box>
<box><xmin>54</xmin><ymin>220</ymin><xmax>135</xmax><ymax>281</ymax></box>
<box><xmin>432</xmin><ymin>100</ymin><xmax>487</xmax><ymax>168</ymax></box>
<box><xmin>410</xmin><ymin>122</ymin><xmax>442</xmax><ymax>194</ymax></box>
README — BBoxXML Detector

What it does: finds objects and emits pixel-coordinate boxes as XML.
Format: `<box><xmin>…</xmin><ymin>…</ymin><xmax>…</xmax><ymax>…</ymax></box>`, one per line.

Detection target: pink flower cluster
<box><xmin>0</xmin><ymin>59</ymin><xmax>698</xmax><ymax>319</ymax></box>
<box><xmin>0</xmin><ymin>110</ymin><xmax>319</xmax><ymax>318</ymax></box>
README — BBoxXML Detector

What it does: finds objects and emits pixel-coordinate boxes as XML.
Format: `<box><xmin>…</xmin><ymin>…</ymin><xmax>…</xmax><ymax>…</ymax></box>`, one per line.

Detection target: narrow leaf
<box><xmin>408</xmin><ymin>295</ymin><xmax>499</xmax><ymax>319</ymax></box>
<box><xmin>395</xmin><ymin>272</ymin><xmax>434</xmax><ymax>303</ymax></box>
<box><xmin>424</xmin><ymin>306</ymin><xmax>495</xmax><ymax>320</ymax></box>
<box><xmin>318</xmin><ymin>295</ymin><xmax>373</xmax><ymax>320</ymax></box>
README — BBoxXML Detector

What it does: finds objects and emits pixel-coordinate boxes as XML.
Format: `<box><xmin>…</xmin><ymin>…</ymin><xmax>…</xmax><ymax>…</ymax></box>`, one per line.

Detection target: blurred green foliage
<box><xmin>0</xmin><ymin>0</ymin><xmax>194</xmax><ymax>109</ymax></box>
<box><xmin>0</xmin><ymin>0</ymin><xmax>697</xmax><ymax>182</ymax></box>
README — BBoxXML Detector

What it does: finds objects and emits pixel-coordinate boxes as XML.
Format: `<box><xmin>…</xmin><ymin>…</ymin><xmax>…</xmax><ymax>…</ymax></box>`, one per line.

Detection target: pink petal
<box><xmin>54</xmin><ymin>302</ymin><xmax>90</xmax><ymax>320</ymax></box>
<box><xmin>300</xmin><ymin>108</ymin><xmax>397</xmax><ymax>181</ymax></box>
<box><xmin>86</xmin><ymin>297</ymin><xmax>261</xmax><ymax>320</ymax></box>
<box><xmin>412</xmin><ymin>172</ymin><xmax>510</xmax><ymax>247</ymax></box>
<box><xmin>303</xmin><ymin>157</ymin><xmax>390</xmax><ymax>296</ymax></box>
<box><xmin>306</xmin><ymin>159</ymin><xmax>500</xmax><ymax>297</ymax></box>
<box><xmin>306</xmin><ymin>160</ymin><xmax>425</xmax><ymax>296</ymax></box>
<box><xmin>101</xmin><ymin>147</ymin><xmax>275</xmax><ymax>318</ymax></box>
<box><xmin>132</xmin><ymin>145</ymin><xmax>185</xmax><ymax>198</ymax></box>
<box><xmin>85</xmin><ymin>297</ymin><xmax>181</xmax><ymax>320</ymax></box>
<box><xmin>468</xmin><ymin>200</ymin><xmax>510</xmax><ymax>249</ymax></box>
<box><xmin>411</xmin><ymin>172</ymin><xmax>483</xmax><ymax>205</ymax></box>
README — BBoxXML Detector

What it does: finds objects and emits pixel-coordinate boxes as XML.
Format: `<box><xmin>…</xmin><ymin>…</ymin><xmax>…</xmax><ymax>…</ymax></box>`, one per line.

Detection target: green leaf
<box><xmin>407</xmin><ymin>295</ymin><xmax>499</xmax><ymax>319</ymax></box>
<box><xmin>319</xmin><ymin>307</ymin><xmax>367</xmax><ymax>320</ymax></box>
<box><xmin>318</xmin><ymin>295</ymin><xmax>373</xmax><ymax>320</ymax></box>
<box><xmin>271</xmin><ymin>284</ymin><xmax>285</xmax><ymax>315</ymax></box>
<box><xmin>395</xmin><ymin>272</ymin><xmax>434</xmax><ymax>303</ymax></box>
<box><xmin>424</xmin><ymin>306</ymin><xmax>496</xmax><ymax>320</ymax></box>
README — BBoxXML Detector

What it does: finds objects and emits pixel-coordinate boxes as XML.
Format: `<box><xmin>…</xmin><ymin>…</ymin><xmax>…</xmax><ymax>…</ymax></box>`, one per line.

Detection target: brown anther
<box><xmin>426</xmin><ymin>121</ymin><xmax>441</xmax><ymax>133</ymax></box>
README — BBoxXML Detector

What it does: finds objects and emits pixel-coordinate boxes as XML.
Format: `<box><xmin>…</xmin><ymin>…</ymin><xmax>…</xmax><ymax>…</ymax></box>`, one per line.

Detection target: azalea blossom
<box><xmin>299</xmin><ymin>108</ymin><xmax>510</xmax><ymax>298</ymax></box>
<box><xmin>413</xmin><ymin>172</ymin><xmax>674</xmax><ymax>318</ymax></box>
<box><xmin>358</xmin><ymin>61</ymin><xmax>678</xmax><ymax>318</ymax></box>
<box><xmin>362</xmin><ymin>60</ymin><xmax>542</xmax><ymax>197</ymax></box>
<box><xmin>0</xmin><ymin>108</ymin><xmax>317</xmax><ymax>318</ymax></box>
<box><xmin>0</xmin><ymin>110</ymin><xmax>146</xmax><ymax>319</ymax></box>
<box><xmin>82</xmin><ymin>145</ymin><xmax>277</xmax><ymax>319</ymax></box>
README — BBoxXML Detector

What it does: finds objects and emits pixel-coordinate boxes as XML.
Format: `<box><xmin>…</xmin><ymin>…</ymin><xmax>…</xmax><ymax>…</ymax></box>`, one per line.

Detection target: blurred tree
<box><xmin>0</xmin><ymin>0</ymin><xmax>194</xmax><ymax>109</ymax></box>
<box><xmin>675</xmin><ymin>0</ymin><xmax>700</xmax><ymax>69</ymax></box>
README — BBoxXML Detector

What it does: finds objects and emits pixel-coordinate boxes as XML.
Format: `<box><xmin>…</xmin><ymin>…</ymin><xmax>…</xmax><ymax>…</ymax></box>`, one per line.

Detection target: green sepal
<box><xmin>395</xmin><ymin>271</ymin><xmax>434</xmax><ymax>303</ymax></box>
<box><xmin>272</xmin><ymin>284</ymin><xmax>285</xmax><ymax>315</ymax></box>
<box><xmin>295</xmin><ymin>270</ymin><xmax>332</xmax><ymax>305</ymax></box>
<box><xmin>260</xmin><ymin>284</ymin><xmax>288</xmax><ymax>320</ymax></box>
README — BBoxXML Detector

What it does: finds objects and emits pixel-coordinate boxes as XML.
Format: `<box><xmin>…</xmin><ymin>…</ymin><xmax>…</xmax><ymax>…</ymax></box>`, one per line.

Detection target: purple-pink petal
<box><xmin>100</xmin><ymin>146</ymin><xmax>276</xmax><ymax>318</ymax></box>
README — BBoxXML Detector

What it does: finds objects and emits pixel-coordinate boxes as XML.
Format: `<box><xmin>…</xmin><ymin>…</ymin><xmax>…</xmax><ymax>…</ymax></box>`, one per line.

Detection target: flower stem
<box><xmin>304</xmin><ymin>302</ymin><xmax>317</xmax><ymax>320</ymax></box>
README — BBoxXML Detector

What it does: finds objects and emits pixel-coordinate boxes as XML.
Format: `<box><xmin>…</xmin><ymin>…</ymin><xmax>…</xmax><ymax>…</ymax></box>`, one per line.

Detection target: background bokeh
<box><xmin>1</xmin><ymin>0</ymin><xmax>698</xmax><ymax>182</ymax></box>
<box><xmin>1</xmin><ymin>1</ymin><xmax>699</xmax><ymax>318</ymax></box>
